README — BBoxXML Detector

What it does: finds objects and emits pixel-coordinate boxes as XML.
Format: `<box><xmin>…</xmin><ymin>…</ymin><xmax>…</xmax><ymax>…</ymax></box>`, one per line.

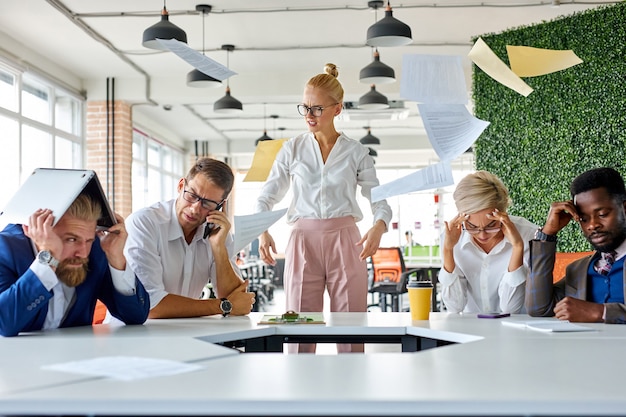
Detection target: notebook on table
<box><xmin>0</xmin><ymin>168</ymin><xmax>116</xmax><ymax>230</ymax></box>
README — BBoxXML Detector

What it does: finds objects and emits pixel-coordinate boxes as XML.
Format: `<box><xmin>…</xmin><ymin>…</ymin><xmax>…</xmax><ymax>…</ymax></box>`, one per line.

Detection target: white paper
<box><xmin>371</xmin><ymin>161</ymin><xmax>454</xmax><ymax>203</ymax></box>
<box><xmin>400</xmin><ymin>54</ymin><xmax>468</xmax><ymax>104</ymax></box>
<box><xmin>418</xmin><ymin>103</ymin><xmax>490</xmax><ymax>162</ymax></box>
<box><xmin>42</xmin><ymin>356</ymin><xmax>203</xmax><ymax>381</ymax></box>
<box><xmin>234</xmin><ymin>209</ymin><xmax>287</xmax><ymax>254</ymax></box>
<box><xmin>156</xmin><ymin>38</ymin><xmax>236</xmax><ymax>81</ymax></box>
<box><xmin>501</xmin><ymin>320</ymin><xmax>594</xmax><ymax>333</ymax></box>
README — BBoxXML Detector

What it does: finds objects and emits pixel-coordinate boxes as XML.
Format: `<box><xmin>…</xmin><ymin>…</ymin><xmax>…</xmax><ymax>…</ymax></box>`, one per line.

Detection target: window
<box><xmin>0</xmin><ymin>61</ymin><xmax>84</xmax><ymax>209</ymax></box>
<box><xmin>132</xmin><ymin>128</ymin><xmax>184</xmax><ymax>212</ymax></box>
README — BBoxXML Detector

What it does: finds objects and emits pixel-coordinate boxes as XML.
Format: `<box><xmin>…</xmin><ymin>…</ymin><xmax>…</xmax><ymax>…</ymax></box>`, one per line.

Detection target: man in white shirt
<box><xmin>125</xmin><ymin>158</ymin><xmax>254</xmax><ymax>318</ymax></box>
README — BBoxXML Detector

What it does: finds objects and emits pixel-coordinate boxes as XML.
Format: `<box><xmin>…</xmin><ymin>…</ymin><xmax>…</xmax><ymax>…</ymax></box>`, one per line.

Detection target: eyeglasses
<box><xmin>182</xmin><ymin>181</ymin><xmax>225</xmax><ymax>211</ymax></box>
<box><xmin>462</xmin><ymin>223</ymin><xmax>501</xmax><ymax>235</ymax></box>
<box><xmin>296</xmin><ymin>103</ymin><xmax>338</xmax><ymax>117</ymax></box>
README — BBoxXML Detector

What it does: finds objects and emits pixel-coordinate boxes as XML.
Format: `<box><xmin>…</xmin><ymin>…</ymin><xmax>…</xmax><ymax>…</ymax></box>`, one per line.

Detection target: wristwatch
<box><xmin>219</xmin><ymin>298</ymin><xmax>232</xmax><ymax>317</ymax></box>
<box><xmin>534</xmin><ymin>228</ymin><xmax>557</xmax><ymax>242</ymax></box>
<box><xmin>37</xmin><ymin>250</ymin><xmax>59</xmax><ymax>268</ymax></box>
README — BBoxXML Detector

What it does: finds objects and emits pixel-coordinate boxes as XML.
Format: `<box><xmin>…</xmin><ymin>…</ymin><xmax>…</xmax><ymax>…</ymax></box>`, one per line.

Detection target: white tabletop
<box><xmin>1</xmin><ymin>312</ymin><xmax>625</xmax><ymax>416</ymax></box>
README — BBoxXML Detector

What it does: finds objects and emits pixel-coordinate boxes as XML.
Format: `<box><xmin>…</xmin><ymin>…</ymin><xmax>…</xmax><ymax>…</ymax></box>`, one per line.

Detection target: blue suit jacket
<box><xmin>0</xmin><ymin>224</ymin><xmax>150</xmax><ymax>336</ymax></box>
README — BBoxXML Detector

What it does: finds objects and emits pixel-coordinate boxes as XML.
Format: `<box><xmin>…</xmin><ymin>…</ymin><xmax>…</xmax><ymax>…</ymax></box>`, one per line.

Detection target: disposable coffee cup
<box><xmin>407</xmin><ymin>280</ymin><xmax>433</xmax><ymax>321</ymax></box>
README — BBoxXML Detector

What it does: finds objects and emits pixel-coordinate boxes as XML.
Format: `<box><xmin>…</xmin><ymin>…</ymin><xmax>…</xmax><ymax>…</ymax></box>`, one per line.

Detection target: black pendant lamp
<box><xmin>360</xmin><ymin>127</ymin><xmax>381</xmax><ymax>145</ymax></box>
<box><xmin>142</xmin><ymin>2</ymin><xmax>188</xmax><ymax>50</ymax></box>
<box><xmin>187</xmin><ymin>4</ymin><xmax>222</xmax><ymax>88</ymax></box>
<box><xmin>359</xmin><ymin>49</ymin><xmax>395</xmax><ymax>84</ymax></box>
<box><xmin>366</xmin><ymin>1</ymin><xmax>412</xmax><ymax>47</ymax></box>
<box><xmin>214</xmin><ymin>45</ymin><xmax>243</xmax><ymax>113</ymax></box>
<box><xmin>358</xmin><ymin>85</ymin><xmax>389</xmax><ymax>110</ymax></box>
<box><xmin>368</xmin><ymin>147</ymin><xmax>378</xmax><ymax>157</ymax></box>
<box><xmin>255</xmin><ymin>104</ymin><xmax>273</xmax><ymax>146</ymax></box>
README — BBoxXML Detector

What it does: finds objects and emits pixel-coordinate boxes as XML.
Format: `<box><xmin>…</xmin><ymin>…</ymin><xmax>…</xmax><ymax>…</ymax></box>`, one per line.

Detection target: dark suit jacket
<box><xmin>0</xmin><ymin>224</ymin><xmax>150</xmax><ymax>336</ymax></box>
<box><xmin>526</xmin><ymin>239</ymin><xmax>626</xmax><ymax>324</ymax></box>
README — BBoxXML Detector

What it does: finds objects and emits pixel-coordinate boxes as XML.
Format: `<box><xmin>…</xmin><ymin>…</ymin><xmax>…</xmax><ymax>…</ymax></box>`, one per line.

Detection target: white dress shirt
<box><xmin>255</xmin><ymin>132</ymin><xmax>392</xmax><ymax>227</ymax></box>
<box><xmin>124</xmin><ymin>199</ymin><xmax>239</xmax><ymax>308</ymax></box>
<box><xmin>438</xmin><ymin>216</ymin><xmax>538</xmax><ymax>314</ymax></box>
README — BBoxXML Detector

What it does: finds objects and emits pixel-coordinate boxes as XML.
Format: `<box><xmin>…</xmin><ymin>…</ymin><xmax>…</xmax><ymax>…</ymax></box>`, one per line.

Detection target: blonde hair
<box><xmin>65</xmin><ymin>194</ymin><xmax>102</xmax><ymax>223</ymax></box>
<box><xmin>453</xmin><ymin>171</ymin><xmax>511</xmax><ymax>214</ymax></box>
<box><xmin>306</xmin><ymin>63</ymin><xmax>344</xmax><ymax>104</ymax></box>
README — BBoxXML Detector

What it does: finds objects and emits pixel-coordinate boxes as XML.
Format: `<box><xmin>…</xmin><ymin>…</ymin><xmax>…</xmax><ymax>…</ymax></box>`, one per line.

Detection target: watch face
<box><xmin>221</xmin><ymin>299</ymin><xmax>232</xmax><ymax>313</ymax></box>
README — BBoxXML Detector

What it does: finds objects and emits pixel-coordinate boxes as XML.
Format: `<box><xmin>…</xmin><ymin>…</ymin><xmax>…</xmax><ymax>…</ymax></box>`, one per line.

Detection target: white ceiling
<box><xmin>0</xmin><ymin>0</ymin><xmax>616</xmax><ymax>170</ymax></box>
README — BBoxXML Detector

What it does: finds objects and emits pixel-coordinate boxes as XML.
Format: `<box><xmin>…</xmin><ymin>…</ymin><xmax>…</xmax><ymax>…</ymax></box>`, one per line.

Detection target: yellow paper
<box><xmin>468</xmin><ymin>37</ymin><xmax>534</xmax><ymax>97</ymax></box>
<box><xmin>243</xmin><ymin>138</ymin><xmax>287</xmax><ymax>182</ymax></box>
<box><xmin>507</xmin><ymin>45</ymin><xmax>583</xmax><ymax>77</ymax></box>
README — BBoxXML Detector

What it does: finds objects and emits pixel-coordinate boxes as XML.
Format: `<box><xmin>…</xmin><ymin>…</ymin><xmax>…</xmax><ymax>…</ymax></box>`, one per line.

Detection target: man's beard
<box><xmin>56</xmin><ymin>257</ymin><xmax>89</xmax><ymax>287</ymax></box>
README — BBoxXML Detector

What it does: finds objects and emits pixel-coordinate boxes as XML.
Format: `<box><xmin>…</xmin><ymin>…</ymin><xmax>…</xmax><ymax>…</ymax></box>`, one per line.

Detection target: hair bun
<box><xmin>324</xmin><ymin>63</ymin><xmax>339</xmax><ymax>78</ymax></box>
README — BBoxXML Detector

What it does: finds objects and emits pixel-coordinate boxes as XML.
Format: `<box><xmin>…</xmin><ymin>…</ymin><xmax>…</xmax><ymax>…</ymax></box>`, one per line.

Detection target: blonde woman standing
<box><xmin>440</xmin><ymin>171</ymin><xmax>538</xmax><ymax>314</ymax></box>
<box><xmin>255</xmin><ymin>64</ymin><xmax>392</xmax><ymax>353</ymax></box>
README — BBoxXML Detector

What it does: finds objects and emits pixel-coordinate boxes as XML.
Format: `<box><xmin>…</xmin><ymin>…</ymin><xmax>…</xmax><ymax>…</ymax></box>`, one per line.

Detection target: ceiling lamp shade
<box><xmin>187</xmin><ymin>4</ymin><xmax>222</xmax><ymax>88</ymax></box>
<box><xmin>359</xmin><ymin>49</ymin><xmax>395</xmax><ymax>84</ymax></box>
<box><xmin>187</xmin><ymin>69</ymin><xmax>222</xmax><ymax>88</ymax></box>
<box><xmin>366</xmin><ymin>2</ymin><xmax>412</xmax><ymax>47</ymax></box>
<box><xmin>214</xmin><ymin>86</ymin><xmax>243</xmax><ymax>113</ymax></box>
<box><xmin>255</xmin><ymin>131</ymin><xmax>273</xmax><ymax>146</ymax></box>
<box><xmin>214</xmin><ymin>45</ymin><xmax>243</xmax><ymax>113</ymax></box>
<box><xmin>142</xmin><ymin>5</ymin><xmax>188</xmax><ymax>50</ymax></box>
<box><xmin>358</xmin><ymin>85</ymin><xmax>389</xmax><ymax>110</ymax></box>
<box><xmin>360</xmin><ymin>127</ymin><xmax>381</xmax><ymax>145</ymax></box>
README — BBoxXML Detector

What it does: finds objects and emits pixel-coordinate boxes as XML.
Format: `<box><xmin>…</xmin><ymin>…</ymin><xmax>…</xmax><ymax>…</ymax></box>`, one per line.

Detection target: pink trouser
<box><xmin>284</xmin><ymin>217</ymin><xmax>367</xmax><ymax>353</ymax></box>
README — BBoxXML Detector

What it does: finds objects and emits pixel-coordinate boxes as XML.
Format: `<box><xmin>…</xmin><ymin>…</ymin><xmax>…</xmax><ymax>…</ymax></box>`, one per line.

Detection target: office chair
<box><xmin>367</xmin><ymin>247</ymin><xmax>419</xmax><ymax>312</ymax></box>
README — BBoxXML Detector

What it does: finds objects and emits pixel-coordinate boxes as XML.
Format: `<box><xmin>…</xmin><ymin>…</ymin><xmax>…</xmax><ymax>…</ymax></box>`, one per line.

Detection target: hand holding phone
<box><xmin>203</xmin><ymin>201</ymin><xmax>225</xmax><ymax>239</ymax></box>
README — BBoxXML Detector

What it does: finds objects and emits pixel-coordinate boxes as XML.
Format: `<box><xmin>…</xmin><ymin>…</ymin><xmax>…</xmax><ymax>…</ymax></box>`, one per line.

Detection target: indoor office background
<box><xmin>0</xmin><ymin>62</ymin><xmax>472</xmax><ymax>263</ymax></box>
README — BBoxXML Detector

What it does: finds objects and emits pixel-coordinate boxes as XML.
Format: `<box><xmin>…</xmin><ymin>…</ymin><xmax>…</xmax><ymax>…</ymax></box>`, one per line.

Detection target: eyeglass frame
<box><xmin>296</xmin><ymin>103</ymin><xmax>339</xmax><ymax>117</ymax></box>
<box><xmin>462</xmin><ymin>221</ymin><xmax>502</xmax><ymax>235</ymax></box>
<box><xmin>182</xmin><ymin>180</ymin><xmax>226</xmax><ymax>211</ymax></box>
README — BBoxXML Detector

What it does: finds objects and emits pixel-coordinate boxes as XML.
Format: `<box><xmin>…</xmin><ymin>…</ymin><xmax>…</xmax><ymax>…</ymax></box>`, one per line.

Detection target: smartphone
<box><xmin>203</xmin><ymin>202</ymin><xmax>224</xmax><ymax>239</ymax></box>
<box><xmin>477</xmin><ymin>312</ymin><xmax>511</xmax><ymax>319</ymax></box>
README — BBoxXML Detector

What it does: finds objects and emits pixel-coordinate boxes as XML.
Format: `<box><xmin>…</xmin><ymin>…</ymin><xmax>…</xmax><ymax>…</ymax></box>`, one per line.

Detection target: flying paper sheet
<box><xmin>243</xmin><ymin>139</ymin><xmax>287</xmax><ymax>182</ymax></box>
<box><xmin>506</xmin><ymin>45</ymin><xmax>583</xmax><ymax>77</ymax></box>
<box><xmin>400</xmin><ymin>54</ymin><xmax>468</xmax><ymax>104</ymax></box>
<box><xmin>418</xmin><ymin>103</ymin><xmax>490</xmax><ymax>162</ymax></box>
<box><xmin>233</xmin><ymin>208</ymin><xmax>287</xmax><ymax>254</ymax></box>
<box><xmin>156</xmin><ymin>38</ymin><xmax>236</xmax><ymax>81</ymax></box>
<box><xmin>371</xmin><ymin>161</ymin><xmax>454</xmax><ymax>203</ymax></box>
<box><xmin>468</xmin><ymin>37</ymin><xmax>533</xmax><ymax>97</ymax></box>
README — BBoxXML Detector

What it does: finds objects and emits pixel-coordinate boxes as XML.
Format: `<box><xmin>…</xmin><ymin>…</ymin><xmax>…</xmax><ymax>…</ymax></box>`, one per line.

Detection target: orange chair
<box><xmin>553</xmin><ymin>251</ymin><xmax>593</xmax><ymax>283</ymax></box>
<box><xmin>93</xmin><ymin>300</ymin><xmax>107</xmax><ymax>324</ymax></box>
<box><xmin>367</xmin><ymin>247</ymin><xmax>419</xmax><ymax>312</ymax></box>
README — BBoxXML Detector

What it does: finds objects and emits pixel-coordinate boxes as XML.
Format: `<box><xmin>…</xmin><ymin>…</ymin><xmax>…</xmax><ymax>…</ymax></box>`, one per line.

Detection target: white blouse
<box><xmin>438</xmin><ymin>216</ymin><xmax>538</xmax><ymax>314</ymax></box>
<box><xmin>255</xmin><ymin>132</ymin><xmax>392</xmax><ymax>227</ymax></box>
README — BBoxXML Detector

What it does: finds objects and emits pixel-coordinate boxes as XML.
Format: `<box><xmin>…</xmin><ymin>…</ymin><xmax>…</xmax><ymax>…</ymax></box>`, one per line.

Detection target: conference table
<box><xmin>1</xmin><ymin>312</ymin><xmax>625</xmax><ymax>416</ymax></box>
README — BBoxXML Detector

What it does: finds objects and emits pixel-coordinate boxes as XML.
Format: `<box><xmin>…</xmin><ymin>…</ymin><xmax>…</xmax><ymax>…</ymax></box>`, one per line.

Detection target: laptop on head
<box><xmin>0</xmin><ymin>168</ymin><xmax>116</xmax><ymax>230</ymax></box>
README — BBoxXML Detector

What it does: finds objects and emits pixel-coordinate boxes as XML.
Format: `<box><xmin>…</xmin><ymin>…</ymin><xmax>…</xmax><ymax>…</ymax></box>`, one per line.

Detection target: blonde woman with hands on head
<box><xmin>439</xmin><ymin>171</ymin><xmax>538</xmax><ymax>314</ymax></box>
<box><xmin>255</xmin><ymin>63</ymin><xmax>392</xmax><ymax>353</ymax></box>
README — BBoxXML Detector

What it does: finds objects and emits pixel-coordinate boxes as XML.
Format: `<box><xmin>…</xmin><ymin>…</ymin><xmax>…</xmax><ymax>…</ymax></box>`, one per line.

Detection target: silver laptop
<box><xmin>0</xmin><ymin>168</ymin><xmax>116</xmax><ymax>230</ymax></box>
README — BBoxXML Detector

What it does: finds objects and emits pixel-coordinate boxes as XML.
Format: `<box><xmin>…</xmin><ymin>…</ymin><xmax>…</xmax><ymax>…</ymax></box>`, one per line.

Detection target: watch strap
<box><xmin>535</xmin><ymin>228</ymin><xmax>557</xmax><ymax>242</ymax></box>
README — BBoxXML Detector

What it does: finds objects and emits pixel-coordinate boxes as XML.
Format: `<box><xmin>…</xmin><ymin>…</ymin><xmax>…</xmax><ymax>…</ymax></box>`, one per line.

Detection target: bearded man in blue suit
<box><xmin>0</xmin><ymin>193</ymin><xmax>149</xmax><ymax>337</ymax></box>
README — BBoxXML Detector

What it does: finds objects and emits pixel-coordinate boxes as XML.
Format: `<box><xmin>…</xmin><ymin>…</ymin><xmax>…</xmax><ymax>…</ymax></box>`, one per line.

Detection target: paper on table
<box><xmin>243</xmin><ymin>138</ymin><xmax>287</xmax><ymax>182</ymax></box>
<box><xmin>233</xmin><ymin>209</ymin><xmax>287</xmax><ymax>254</ymax></box>
<box><xmin>468</xmin><ymin>37</ymin><xmax>534</xmax><ymax>97</ymax></box>
<box><xmin>501</xmin><ymin>319</ymin><xmax>594</xmax><ymax>332</ymax></box>
<box><xmin>371</xmin><ymin>161</ymin><xmax>454</xmax><ymax>203</ymax></box>
<box><xmin>506</xmin><ymin>45</ymin><xmax>583</xmax><ymax>77</ymax></box>
<box><xmin>400</xmin><ymin>54</ymin><xmax>468</xmax><ymax>104</ymax></box>
<box><xmin>418</xmin><ymin>103</ymin><xmax>490</xmax><ymax>162</ymax></box>
<box><xmin>42</xmin><ymin>356</ymin><xmax>203</xmax><ymax>381</ymax></box>
<box><xmin>156</xmin><ymin>38</ymin><xmax>236</xmax><ymax>81</ymax></box>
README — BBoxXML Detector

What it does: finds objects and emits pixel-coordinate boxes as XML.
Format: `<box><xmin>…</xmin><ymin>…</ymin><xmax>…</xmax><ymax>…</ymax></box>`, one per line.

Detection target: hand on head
<box><xmin>22</xmin><ymin>209</ymin><xmax>63</xmax><ymax>258</ymax></box>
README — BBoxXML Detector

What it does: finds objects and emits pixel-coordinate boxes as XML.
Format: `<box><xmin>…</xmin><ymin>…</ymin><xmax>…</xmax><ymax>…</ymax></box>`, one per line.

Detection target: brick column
<box><xmin>85</xmin><ymin>100</ymin><xmax>133</xmax><ymax>218</ymax></box>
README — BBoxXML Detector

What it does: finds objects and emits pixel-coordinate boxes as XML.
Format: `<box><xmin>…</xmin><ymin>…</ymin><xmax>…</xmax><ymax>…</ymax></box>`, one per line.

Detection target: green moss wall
<box><xmin>472</xmin><ymin>2</ymin><xmax>626</xmax><ymax>252</ymax></box>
